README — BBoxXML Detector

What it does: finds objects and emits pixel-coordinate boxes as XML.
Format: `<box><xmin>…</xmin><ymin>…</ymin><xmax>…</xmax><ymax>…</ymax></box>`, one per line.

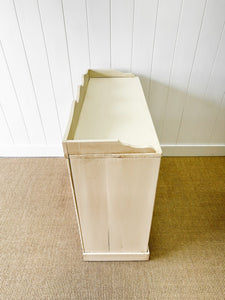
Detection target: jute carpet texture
<box><xmin>0</xmin><ymin>157</ymin><xmax>224</xmax><ymax>299</ymax></box>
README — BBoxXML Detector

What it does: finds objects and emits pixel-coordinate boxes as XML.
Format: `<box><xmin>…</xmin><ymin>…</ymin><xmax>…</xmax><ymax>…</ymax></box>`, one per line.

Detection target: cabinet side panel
<box><xmin>107</xmin><ymin>157</ymin><xmax>161</xmax><ymax>252</ymax></box>
<box><xmin>70</xmin><ymin>157</ymin><xmax>108</xmax><ymax>252</ymax></box>
<box><xmin>66</xmin><ymin>158</ymin><xmax>84</xmax><ymax>253</ymax></box>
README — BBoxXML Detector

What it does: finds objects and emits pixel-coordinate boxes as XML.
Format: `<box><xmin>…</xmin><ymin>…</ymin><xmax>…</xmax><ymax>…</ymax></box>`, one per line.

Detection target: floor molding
<box><xmin>0</xmin><ymin>144</ymin><xmax>224</xmax><ymax>157</ymax></box>
<box><xmin>161</xmin><ymin>145</ymin><xmax>225</xmax><ymax>156</ymax></box>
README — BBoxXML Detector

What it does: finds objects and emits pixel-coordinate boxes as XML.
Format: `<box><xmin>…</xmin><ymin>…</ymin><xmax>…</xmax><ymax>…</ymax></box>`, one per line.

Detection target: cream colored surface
<box><xmin>66</xmin><ymin>158</ymin><xmax>84</xmax><ymax>252</ymax></box>
<box><xmin>70</xmin><ymin>156</ymin><xmax>160</xmax><ymax>255</ymax></box>
<box><xmin>74</xmin><ymin>77</ymin><xmax>161</xmax><ymax>152</ymax></box>
<box><xmin>70</xmin><ymin>157</ymin><xmax>109</xmax><ymax>253</ymax></box>
<box><xmin>63</xmin><ymin>70</ymin><xmax>161</xmax><ymax>261</ymax></box>
<box><xmin>65</xmin><ymin>140</ymin><xmax>157</xmax><ymax>157</ymax></box>
<box><xmin>83</xmin><ymin>250</ymin><xmax>150</xmax><ymax>261</ymax></box>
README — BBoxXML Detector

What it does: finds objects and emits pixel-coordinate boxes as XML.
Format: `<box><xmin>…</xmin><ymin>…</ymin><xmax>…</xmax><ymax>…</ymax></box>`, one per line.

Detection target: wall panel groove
<box><xmin>147</xmin><ymin>0</ymin><xmax>159</xmax><ymax>100</ymax></box>
<box><xmin>85</xmin><ymin>0</ymin><xmax>92</xmax><ymax>67</ymax></box>
<box><xmin>111</xmin><ymin>0</ymin><xmax>134</xmax><ymax>71</ymax></box>
<box><xmin>209</xmin><ymin>93</ymin><xmax>225</xmax><ymax>144</ymax></box>
<box><xmin>0</xmin><ymin>103</ymin><xmax>14</xmax><ymax>144</ymax></box>
<box><xmin>62</xmin><ymin>0</ymin><xmax>90</xmax><ymax>91</ymax></box>
<box><xmin>131</xmin><ymin>0</ymin><xmax>159</xmax><ymax>96</ymax></box>
<box><xmin>148</xmin><ymin>0</ymin><xmax>183</xmax><ymax>137</ymax></box>
<box><xmin>203</xmin><ymin>22</ymin><xmax>225</xmax><ymax>100</ymax></box>
<box><xmin>86</xmin><ymin>0</ymin><xmax>110</xmax><ymax>68</ymax></box>
<box><xmin>175</xmin><ymin>0</ymin><xmax>208</xmax><ymax>144</ymax></box>
<box><xmin>130</xmin><ymin>0</ymin><xmax>136</xmax><ymax>71</ymax></box>
<box><xmin>37</xmin><ymin>0</ymin><xmax>74</xmax><ymax>135</ymax></box>
<box><xmin>109</xmin><ymin>0</ymin><xmax>112</xmax><ymax>68</ymax></box>
<box><xmin>12</xmin><ymin>0</ymin><xmax>63</xmax><ymax>144</ymax></box>
<box><xmin>0</xmin><ymin>0</ymin><xmax>47</xmax><ymax>144</ymax></box>
<box><xmin>0</xmin><ymin>41</ymin><xmax>31</xmax><ymax>143</ymax></box>
<box><xmin>0</xmin><ymin>42</ymin><xmax>29</xmax><ymax>144</ymax></box>
<box><xmin>61</xmin><ymin>0</ymin><xmax>75</xmax><ymax>100</ymax></box>
<box><xmin>160</xmin><ymin>0</ymin><xmax>184</xmax><ymax>139</ymax></box>
<box><xmin>161</xmin><ymin>0</ymin><xmax>207</xmax><ymax>144</ymax></box>
<box><xmin>37</xmin><ymin>0</ymin><xmax>62</xmax><ymax>138</ymax></box>
<box><xmin>177</xmin><ymin>0</ymin><xmax>225</xmax><ymax>144</ymax></box>
<box><xmin>211</xmin><ymin>92</ymin><xmax>225</xmax><ymax>144</ymax></box>
<box><xmin>0</xmin><ymin>0</ymin><xmax>224</xmax><ymax>156</ymax></box>
<box><xmin>13</xmin><ymin>0</ymin><xmax>47</xmax><ymax>144</ymax></box>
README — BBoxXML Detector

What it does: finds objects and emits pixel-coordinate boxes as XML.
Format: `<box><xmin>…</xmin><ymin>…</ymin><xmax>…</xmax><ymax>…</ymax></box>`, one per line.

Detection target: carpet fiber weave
<box><xmin>0</xmin><ymin>157</ymin><xmax>225</xmax><ymax>299</ymax></box>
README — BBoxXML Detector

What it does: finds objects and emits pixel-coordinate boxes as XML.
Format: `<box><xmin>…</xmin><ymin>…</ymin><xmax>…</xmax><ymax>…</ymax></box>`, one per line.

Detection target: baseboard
<box><xmin>0</xmin><ymin>145</ymin><xmax>64</xmax><ymax>157</ymax></box>
<box><xmin>83</xmin><ymin>249</ymin><xmax>150</xmax><ymax>261</ymax></box>
<box><xmin>0</xmin><ymin>144</ymin><xmax>224</xmax><ymax>157</ymax></box>
<box><xmin>161</xmin><ymin>145</ymin><xmax>225</xmax><ymax>156</ymax></box>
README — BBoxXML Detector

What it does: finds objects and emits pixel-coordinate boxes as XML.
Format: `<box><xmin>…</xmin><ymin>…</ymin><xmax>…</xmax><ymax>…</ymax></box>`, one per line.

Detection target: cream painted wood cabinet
<box><xmin>63</xmin><ymin>70</ymin><xmax>162</xmax><ymax>261</ymax></box>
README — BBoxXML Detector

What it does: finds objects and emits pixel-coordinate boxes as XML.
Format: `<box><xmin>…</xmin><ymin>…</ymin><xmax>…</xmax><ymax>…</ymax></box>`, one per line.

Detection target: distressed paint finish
<box><xmin>70</xmin><ymin>156</ymin><xmax>160</xmax><ymax>254</ymax></box>
<box><xmin>63</xmin><ymin>70</ymin><xmax>161</xmax><ymax>261</ymax></box>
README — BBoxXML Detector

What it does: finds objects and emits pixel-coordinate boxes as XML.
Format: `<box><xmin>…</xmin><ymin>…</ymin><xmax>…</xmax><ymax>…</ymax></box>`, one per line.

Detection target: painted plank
<box><xmin>210</xmin><ymin>93</ymin><xmax>225</xmax><ymax>144</ymax></box>
<box><xmin>111</xmin><ymin>0</ymin><xmax>134</xmax><ymax>71</ymax></box>
<box><xmin>177</xmin><ymin>0</ymin><xmax>225</xmax><ymax>144</ymax></box>
<box><xmin>106</xmin><ymin>157</ymin><xmax>160</xmax><ymax>253</ymax></box>
<box><xmin>0</xmin><ymin>103</ymin><xmax>13</xmax><ymax>145</ymax></box>
<box><xmin>38</xmin><ymin>0</ymin><xmax>74</xmax><ymax>135</ymax></box>
<box><xmin>203</xmin><ymin>27</ymin><xmax>225</xmax><ymax>144</ymax></box>
<box><xmin>86</xmin><ymin>0</ymin><xmax>110</xmax><ymax>68</ymax></box>
<box><xmin>66</xmin><ymin>158</ymin><xmax>84</xmax><ymax>252</ymax></box>
<box><xmin>62</xmin><ymin>0</ymin><xmax>90</xmax><ymax>90</ymax></box>
<box><xmin>0</xmin><ymin>43</ymin><xmax>29</xmax><ymax>144</ymax></box>
<box><xmin>70</xmin><ymin>156</ymin><xmax>160</xmax><ymax>254</ymax></box>
<box><xmin>131</xmin><ymin>0</ymin><xmax>158</xmax><ymax>97</ymax></box>
<box><xmin>13</xmin><ymin>0</ymin><xmax>62</xmax><ymax>143</ymax></box>
<box><xmin>0</xmin><ymin>0</ymin><xmax>45</xmax><ymax>144</ymax></box>
<box><xmin>161</xmin><ymin>0</ymin><xmax>207</xmax><ymax>144</ymax></box>
<box><xmin>70</xmin><ymin>157</ymin><xmax>109</xmax><ymax>253</ymax></box>
<box><xmin>148</xmin><ymin>0</ymin><xmax>183</xmax><ymax>138</ymax></box>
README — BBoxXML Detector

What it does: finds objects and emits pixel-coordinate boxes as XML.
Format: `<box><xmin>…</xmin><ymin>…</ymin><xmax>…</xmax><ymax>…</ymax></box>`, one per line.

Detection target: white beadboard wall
<box><xmin>0</xmin><ymin>0</ymin><xmax>225</xmax><ymax>156</ymax></box>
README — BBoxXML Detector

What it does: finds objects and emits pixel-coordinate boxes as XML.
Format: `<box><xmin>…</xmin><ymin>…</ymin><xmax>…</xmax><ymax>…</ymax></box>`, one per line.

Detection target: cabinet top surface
<box><xmin>73</xmin><ymin>77</ymin><xmax>160</xmax><ymax>151</ymax></box>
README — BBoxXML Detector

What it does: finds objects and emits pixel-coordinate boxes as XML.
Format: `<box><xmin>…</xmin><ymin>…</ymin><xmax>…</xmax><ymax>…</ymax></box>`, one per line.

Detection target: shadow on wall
<box><xmin>136</xmin><ymin>74</ymin><xmax>224</xmax><ymax>144</ymax></box>
<box><xmin>148</xmin><ymin>157</ymin><xmax>225</xmax><ymax>260</ymax></box>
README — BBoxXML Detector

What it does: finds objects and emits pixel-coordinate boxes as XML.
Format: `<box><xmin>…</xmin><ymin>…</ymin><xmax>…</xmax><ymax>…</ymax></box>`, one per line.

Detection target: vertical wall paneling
<box><xmin>37</xmin><ymin>0</ymin><xmax>74</xmax><ymax>135</ymax></box>
<box><xmin>0</xmin><ymin>0</ymin><xmax>46</xmax><ymax>144</ymax></box>
<box><xmin>0</xmin><ymin>0</ymin><xmax>225</xmax><ymax>155</ymax></box>
<box><xmin>202</xmin><ymin>26</ymin><xmax>225</xmax><ymax>144</ymax></box>
<box><xmin>131</xmin><ymin>0</ymin><xmax>159</xmax><ymax>97</ymax></box>
<box><xmin>210</xmin><ymin>93</ymin><xmax>225</xmax><ymax>144</ymax></box>
<box><xmin>86</xmin><ymin>0</ymin><xmax>110</xmax><ymax>69</ymax></box>
<box><xmin>0</xmin><ymin>101</ymin><xmax>14</xmax><ymax>144</ymax></box>
<box><xmin>177</xmin><ymin>0</ymin><xmax>225</xmax><ymax>144</ymax></box>
<box><xmin>0</xmin><ymin>43</ymin><xmax>29</xmax><ymax>144</ymax></box>
<box><xmin>62</xmin><ymin>0</ymin><xmax>90</xmax><ymax>91</ymax></box>
<box><xmin>161</xmin><ymin>0</ymin><xmax>207</xmax><ymax>144</ymax></box>
<box><xmin>13</xmin><ymin>0</ymin><xmax>62</xmax><ymax>144</ymax></box>
<box><xmin>148</xmin><ymin>0</ymin><xmax>183</xmax><ymax>137</ymax></box>
<box><xmin>111</xmin><ymin>0</ymin><xmax>134</xmax><ymax>71</ymax></box>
